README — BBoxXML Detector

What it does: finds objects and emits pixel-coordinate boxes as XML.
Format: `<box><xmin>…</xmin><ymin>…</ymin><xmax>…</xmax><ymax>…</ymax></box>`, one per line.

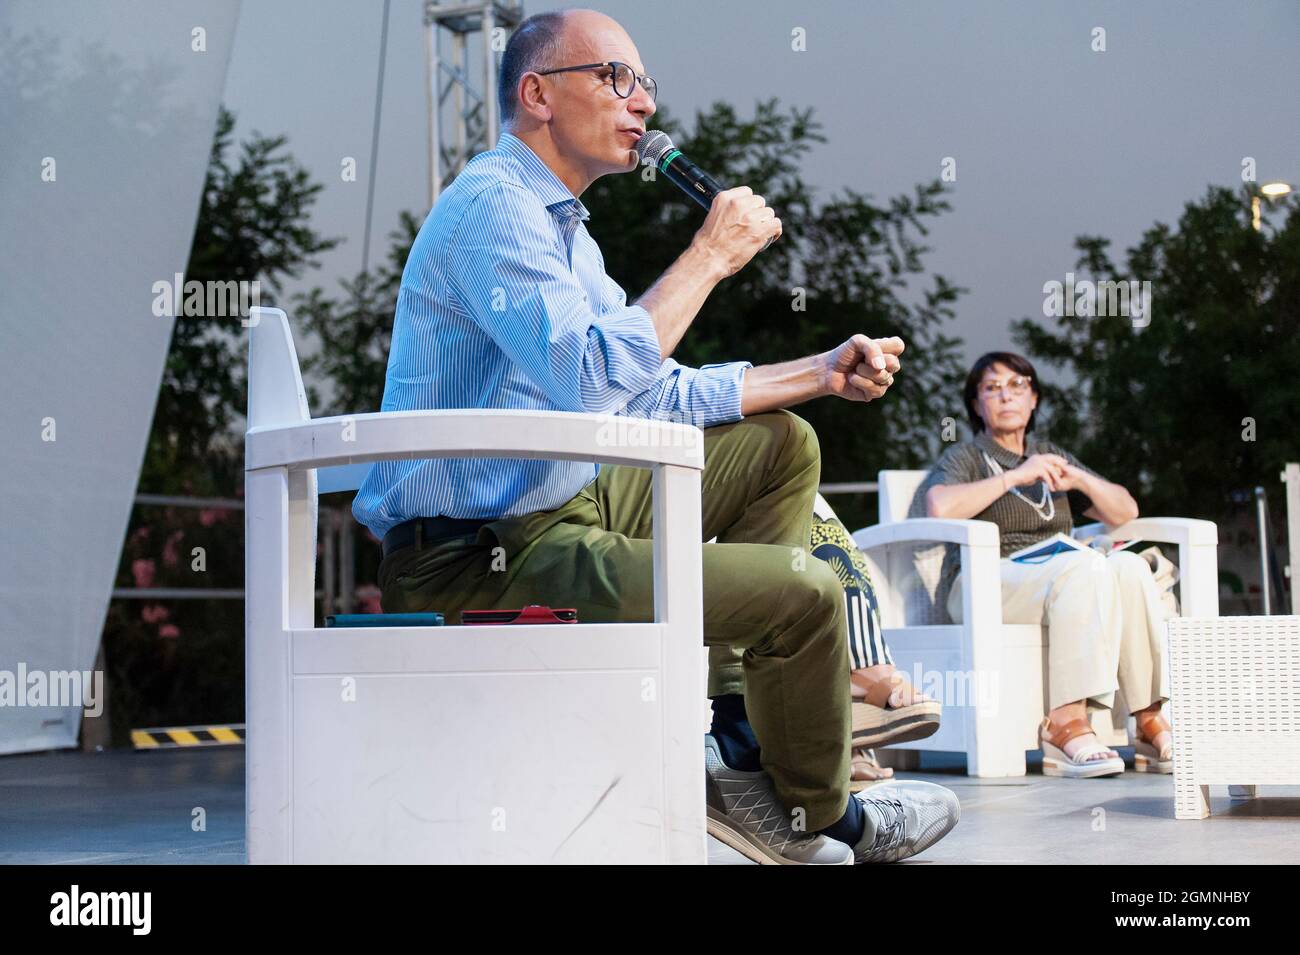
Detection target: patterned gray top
<box><xmin>907</xmin><ymin>431</ymin><xmax>1101</xmax><ymax>558</ymax></box>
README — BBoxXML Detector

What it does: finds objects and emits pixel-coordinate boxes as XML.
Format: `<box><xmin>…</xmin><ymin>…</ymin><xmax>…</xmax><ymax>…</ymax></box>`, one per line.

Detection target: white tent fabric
<box><xmin>0</xmin><ymin>0</ymin><xmax>242</xmax><ymax>753</ymax></box>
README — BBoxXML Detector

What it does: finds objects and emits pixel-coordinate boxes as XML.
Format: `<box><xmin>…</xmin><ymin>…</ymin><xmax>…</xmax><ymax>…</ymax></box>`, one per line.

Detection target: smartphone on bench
<box><xmin>461</xmin><ymin>604</ymin><xmax>578</xmax><ymax>625</ymax></box>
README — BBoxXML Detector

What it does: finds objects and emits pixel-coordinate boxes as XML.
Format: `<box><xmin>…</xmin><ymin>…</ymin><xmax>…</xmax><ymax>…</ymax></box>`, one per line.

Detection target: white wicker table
<box><xmin>1168</xmin><ymin>615</ymin><xmax>1300</xmax><ymax>819</ymax></box>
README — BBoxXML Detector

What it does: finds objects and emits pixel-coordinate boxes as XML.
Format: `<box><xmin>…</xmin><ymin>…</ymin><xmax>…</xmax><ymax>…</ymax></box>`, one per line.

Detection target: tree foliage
<box><xmin>584</xmin><ymin>99</ymin><xmax>967</xmax><ymax>484</ymax></box>
<box><xmin>296</xmin><ymin>212</ymin><xmax>420</xmax><ymax>416</ymax></box>
<box><xmin>139</xmin><ymin>106</ymin><xmax>338</xmax><ymax>496</ymax></box>
<box><xmin>1012</xmin><ymin>185</ymin><xmax>1300</xmax><ymax>521</ymax></box>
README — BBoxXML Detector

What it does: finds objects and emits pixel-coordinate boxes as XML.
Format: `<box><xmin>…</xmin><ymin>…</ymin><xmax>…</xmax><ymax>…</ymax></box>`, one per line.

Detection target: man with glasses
<box><xmin>356</xmin><ymin>7</ymin><xmax>959</xmax><ymax>865</ymax></box>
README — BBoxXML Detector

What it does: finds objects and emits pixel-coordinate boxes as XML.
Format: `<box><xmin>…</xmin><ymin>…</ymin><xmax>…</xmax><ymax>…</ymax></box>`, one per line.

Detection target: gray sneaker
<box><xmin>851</xmin><ymin>780</ymin><xmax>960</xmax><ymax>863</ymax></box>
<box><xmin>704</xmin><ymin>735</ymin><xmax>853</xmax><ymax>865</ymax></box>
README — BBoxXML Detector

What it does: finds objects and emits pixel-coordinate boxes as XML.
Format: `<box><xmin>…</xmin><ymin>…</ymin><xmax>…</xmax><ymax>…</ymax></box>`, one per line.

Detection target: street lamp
<box><xmin>1252</xmin><ymin>180</ymin><xmax>1293</xmax><ymax>231</ymax></box>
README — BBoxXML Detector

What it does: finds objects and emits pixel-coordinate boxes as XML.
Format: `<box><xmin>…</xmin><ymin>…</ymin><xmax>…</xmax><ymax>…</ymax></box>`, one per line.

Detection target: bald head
<box><xmin>497</xmin><ymin>8</ymin><xmax>639</xmax><ymax>127</ymax></box>
<box><xmin>495</xmin><ymin>8</ymin><xmax>653</xmax><ymax>196</ymax></box>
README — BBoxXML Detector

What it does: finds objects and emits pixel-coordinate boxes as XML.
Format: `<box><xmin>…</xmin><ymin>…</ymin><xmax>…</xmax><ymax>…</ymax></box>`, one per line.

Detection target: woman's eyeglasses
<box><xmin>979</xmin><ymin>375</ymin><xmax>1033</xmax><ymax>397</ymax></box>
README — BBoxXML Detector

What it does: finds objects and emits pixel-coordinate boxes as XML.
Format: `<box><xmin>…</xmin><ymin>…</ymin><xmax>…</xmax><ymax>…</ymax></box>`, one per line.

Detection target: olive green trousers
<box><xmin>376</xmin><ymin>410</ymin><xmax>851</xmax><ymax>830</ymax></box>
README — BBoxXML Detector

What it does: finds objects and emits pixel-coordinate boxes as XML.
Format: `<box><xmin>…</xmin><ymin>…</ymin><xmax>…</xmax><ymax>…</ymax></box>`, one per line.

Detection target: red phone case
<box><xmin>461</xmin><ymin>604</ymin><xmax>578</xmax><ymax>625</ymax></box>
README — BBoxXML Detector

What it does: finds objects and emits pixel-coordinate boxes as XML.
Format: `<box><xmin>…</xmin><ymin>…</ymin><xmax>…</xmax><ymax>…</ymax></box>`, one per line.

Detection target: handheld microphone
<box><xmin>636</xmin><ymin>130</ymin><xmax>776</xmax><ymax>250</ymax></box>
<box><xmin>636</xmin><ymin>130</ymin><xmax>726</xmax><ymax>210</ymax></box>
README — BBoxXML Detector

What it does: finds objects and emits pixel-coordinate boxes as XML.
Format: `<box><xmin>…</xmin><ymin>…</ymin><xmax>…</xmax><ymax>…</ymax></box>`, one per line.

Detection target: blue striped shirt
<box><xmin>352</xmin><ymin>132</ymin><xmax>751</xmax><ymax>539</ymax></box>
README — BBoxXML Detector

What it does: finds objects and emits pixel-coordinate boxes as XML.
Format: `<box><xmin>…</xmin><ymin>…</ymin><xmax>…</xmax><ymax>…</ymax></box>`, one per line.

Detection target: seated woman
<box><xmin>918</xmin><ymin>351</ymin><xmax>1173</xmax><ymax>778</ymax></box>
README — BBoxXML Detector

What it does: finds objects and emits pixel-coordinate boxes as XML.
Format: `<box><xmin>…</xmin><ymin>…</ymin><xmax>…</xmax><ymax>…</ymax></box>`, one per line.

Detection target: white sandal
<box><xmin>1039</xmin><ymin>717</ymin><xmax>1124</xmax><ymax>778</ymax></box>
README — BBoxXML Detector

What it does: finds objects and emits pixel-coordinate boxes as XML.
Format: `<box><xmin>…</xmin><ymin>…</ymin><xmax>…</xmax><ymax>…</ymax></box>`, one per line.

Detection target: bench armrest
<box><xmin>851</xmin><ymin>518</ymin><xmax>1000</xmax><ymax>551</ymax></box>
<box><xmin>246</xmin><ymin>408</ymin><xmax>705</xmax><ymax>473</ymax></box>
<box><xmin>1073</xmin><ymin>517</ymin><xmax>1217</xmax><ymax>548</ymax></box>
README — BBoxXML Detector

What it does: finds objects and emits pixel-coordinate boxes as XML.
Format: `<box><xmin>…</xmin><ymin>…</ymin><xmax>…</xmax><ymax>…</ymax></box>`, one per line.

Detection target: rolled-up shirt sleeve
<box><xmin>622</xmin><ymin>358</ymin><xmax>751</xmax><ymax>429</ymax></box>
<box><xmin>598</xmin><ymin>269</ymin><xmax>750</xmax><ymax>429</ymax></box>
<box><xmin>444</xmin><ymin>183</ymin><xmax>662</xmax><ymax>414</ymax></box>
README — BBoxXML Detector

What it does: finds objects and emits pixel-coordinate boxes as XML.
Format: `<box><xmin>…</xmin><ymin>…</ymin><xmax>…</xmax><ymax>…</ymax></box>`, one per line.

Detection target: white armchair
<box><xmin>850</xmin><ymin>469</ymin><xmax>1218</xmax><ymax>777</ymax></box>
<box><xmin>244</xmin><ymin>307</ymin><xmax>706</xmax><ymax>863</ymax></box>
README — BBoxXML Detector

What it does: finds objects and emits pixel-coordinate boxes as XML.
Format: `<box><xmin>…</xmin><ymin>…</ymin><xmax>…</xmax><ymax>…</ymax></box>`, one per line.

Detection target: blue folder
<box><xmin>1010</xmin><ymin>538</ymin><xmax>1084</xmax><ymax>564</ymax></box>
<box><xmin>325</xmin><ymin>613</ymin><xmax>445</xmax><ymax>627</ymax></box>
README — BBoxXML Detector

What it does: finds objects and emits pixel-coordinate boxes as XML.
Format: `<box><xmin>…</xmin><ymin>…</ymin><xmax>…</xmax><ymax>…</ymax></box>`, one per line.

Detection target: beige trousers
<box><xmin>947</xmin><ymin>549</ymin><xmax>1170</xmax><ymax>713</ymax></box>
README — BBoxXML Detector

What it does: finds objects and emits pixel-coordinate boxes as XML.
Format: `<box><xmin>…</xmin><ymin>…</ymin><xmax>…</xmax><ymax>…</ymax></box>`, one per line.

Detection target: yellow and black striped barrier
<box><xmin>131</xmin><ymin>724</ymin><xmax>245</xmax><ymax>749</ymax></box>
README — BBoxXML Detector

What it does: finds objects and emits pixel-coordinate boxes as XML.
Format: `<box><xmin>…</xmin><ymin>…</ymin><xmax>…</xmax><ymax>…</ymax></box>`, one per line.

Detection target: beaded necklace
<box><xmin>982</xmin><ymin>451</ymin><xmax>1055</xmax><ymax>523</ymax></box>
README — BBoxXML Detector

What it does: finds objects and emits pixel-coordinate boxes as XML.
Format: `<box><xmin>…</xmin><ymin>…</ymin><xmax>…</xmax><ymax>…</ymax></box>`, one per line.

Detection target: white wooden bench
<box><xmin>851</xmin><ymin>469</ymin><xmax>1219</xmax><ymax>777</ymax></box>
<box><xmin>244</xmin><ymin>307</ymin><xmax>706</xmax><ymax>862</ymax></box>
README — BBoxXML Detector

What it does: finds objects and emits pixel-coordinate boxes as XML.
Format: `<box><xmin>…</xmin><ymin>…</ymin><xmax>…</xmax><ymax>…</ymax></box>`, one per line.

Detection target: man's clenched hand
<box><xmin>823</xmin><ymin>334</ymin><xmax>905</xmax><ymax>402</ymax></box>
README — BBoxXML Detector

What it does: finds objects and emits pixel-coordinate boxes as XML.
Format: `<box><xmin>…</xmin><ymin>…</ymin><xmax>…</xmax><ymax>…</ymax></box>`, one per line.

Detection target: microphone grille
<box><xmin>635</xmin><ymin>130</ymin><xmax>674</xmax><ymax>167</ymax></box>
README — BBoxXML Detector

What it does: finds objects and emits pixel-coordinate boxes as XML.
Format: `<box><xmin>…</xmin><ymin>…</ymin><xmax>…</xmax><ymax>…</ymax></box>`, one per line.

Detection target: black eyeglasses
<box><xmin>536</xmin><ymin>61</ymin><xmax>657</xmax><ymax>103</ymax></box>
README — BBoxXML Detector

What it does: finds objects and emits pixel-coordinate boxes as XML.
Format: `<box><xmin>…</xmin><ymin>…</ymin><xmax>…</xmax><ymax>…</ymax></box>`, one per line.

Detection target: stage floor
<box><xmin>1</xmin><ymin>748</ymin><xmax>1296</xmax><ymax>864</ymax></box>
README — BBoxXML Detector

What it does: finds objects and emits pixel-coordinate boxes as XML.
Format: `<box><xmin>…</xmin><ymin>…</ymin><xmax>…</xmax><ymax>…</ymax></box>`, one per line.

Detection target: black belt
<box><xmin>382</xmin><ymin>516</ymin><xmax>492</xmax><ymax>558</ymax></box>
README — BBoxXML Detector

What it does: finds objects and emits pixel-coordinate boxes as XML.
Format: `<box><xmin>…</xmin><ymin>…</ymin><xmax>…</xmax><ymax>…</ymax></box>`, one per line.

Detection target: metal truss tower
<box><xmin>423</xmin><ymin>1</ymin><xmax>524</xmax><ymax>206</ymax></box>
